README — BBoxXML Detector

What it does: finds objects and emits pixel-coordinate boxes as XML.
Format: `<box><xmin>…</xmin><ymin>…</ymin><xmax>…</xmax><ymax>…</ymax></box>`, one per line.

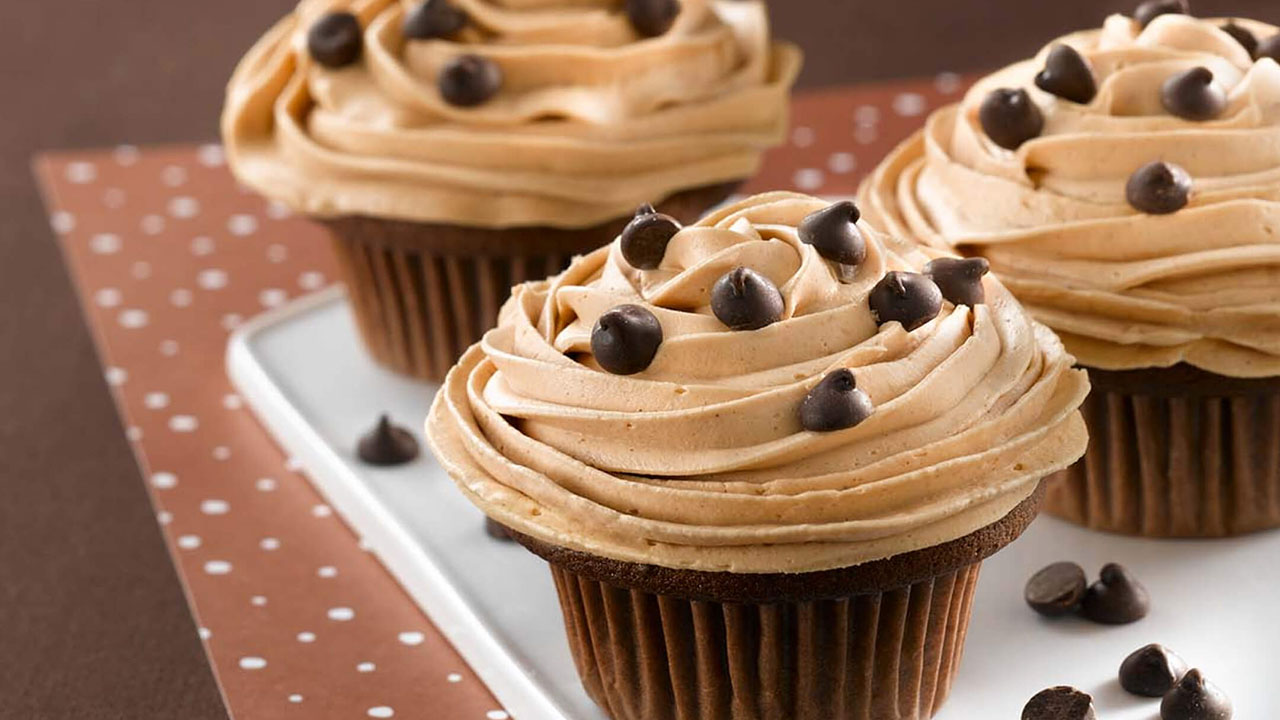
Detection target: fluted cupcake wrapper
<box><xmin>1045</xmin><ymin>367</ymin><xmax>1280</xmax><ymax>537</ymax></box>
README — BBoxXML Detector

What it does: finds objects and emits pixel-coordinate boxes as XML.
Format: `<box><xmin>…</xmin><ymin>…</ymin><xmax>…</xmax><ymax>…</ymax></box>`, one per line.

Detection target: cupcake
<box><xmin>427</xmin><ymin>192</ymin><xmax>1088</xmax><ymax>719</ymax></box>
<box><xmin>222</xmin><ymin>0</ymin><xmax>800</xmax><ymax>381</ymax></box>
<box><xmin>860</xmin><ymin>5</ymin><xmax>1280</xmax><ymax>537</ymax></box>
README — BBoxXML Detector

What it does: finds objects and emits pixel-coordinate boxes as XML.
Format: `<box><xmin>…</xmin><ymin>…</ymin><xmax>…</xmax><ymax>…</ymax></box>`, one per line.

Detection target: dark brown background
<box><xmin>5</xmin><ymin>1</ymin><xmax>1278</xmax><ymax>717</ymax></box>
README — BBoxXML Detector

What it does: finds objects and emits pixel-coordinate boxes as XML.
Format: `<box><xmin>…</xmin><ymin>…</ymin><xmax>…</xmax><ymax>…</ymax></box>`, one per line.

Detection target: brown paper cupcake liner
<box><xmin>1045</xmin><ymin>364</ymin><xmax>1280</xmax><ymax>537</ymax></box>
<box><xmin>323</xmin><ymin>181</ymin><xmax>741</xmax><ymax>383</ymax></box>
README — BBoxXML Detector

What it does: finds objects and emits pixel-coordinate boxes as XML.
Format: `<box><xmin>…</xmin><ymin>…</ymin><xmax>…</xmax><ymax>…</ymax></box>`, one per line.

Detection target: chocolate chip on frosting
<box><xmin>620</xmin><ymin>205</ymin><xmax>682</xmax><ymax>270</ymax></box>
<box><xmin>591</xmin><ymin>304</ymin><xmax>663</xmax><ymax>375</ymax></box>
<box><xmin>1161</xmin><ymin>67</ymin><xmax>1227</xmax><ymax>121</ymax></box>
<box><xmin>308</xmin><ymin>12</ymin><xmax>363</xmax><ymax>69</ymax></box>
<box><xmin>403</xmin><ymin>0</ymin><xmax>468</xmax><ymax>40</ymax></box>
<box><xmin>357</xmin><ymin>414</ymin><xmax>420</xmax><ymax>466</ymax></box>
<box><xmin>1256</xmin><ymin>33</ymin><xmax>1280</xmax><ymax>63</ymax></box>
<box><xmin>1120</xmin><ymin>643</ymin><xmax>1189</xmax><ymax>697</ymax></box>
<box><xmin>1080</xmin><ymin>562</ymin><xmax>1150</xmax><ymax>624</ymax></box>
<box><xmin>626</xmin><ymin>0</ymin><xmax>680</xmax><ymax>38</ymax></box>
<box><xmin>869</xmin><ymin>272</ymin><xmax>943</xmax><ymax>331</ymax></box>
<box><xmin>1035</xmin><ymin>44</ymin><xmax>1097</xmax><ymax>104</ymax></box>
<box><xmin>924</xmin><ymin>256</ymin><xmax>989</xmax><ymax>307</ymax></box>
<box><xmin>439</xmin><ymin>54</ymin><xmax>502</xmax><ymax>107</ymax></box>
<box><xmin>1221</xmin><ymin>20</ymin><xmax>1259</xmax><ymax>57</ymax></box>
<box><xmin>1161</xmin><ymin>670</ymin><xmax>1233</xmax><ymax>720</ymax></box>
<box><xmin>799</xmin><ymin>369</ymin><xmax>874</xmax><ymax>433</ymax></box>
<box><xmin>798</xmin><ymin>201</ymin><xmax>867</xmax><ymax>280</ymax></box>
<box><xmin>1127</xmin><ymin>161</ymin><xmax>1192</xmax><ymax>215</ymax></box>
<box><xmin>1022</xmin><ymin>687</ymin><xmax>1097</xmax><ymax>720</ymax></box>
<box><xmin>1134</xmin><ymin>0</ymin><xmax>1190</xmax><ymax>29</ymax></box>
<box><xmin>711</xmin><ymin>267</ymin><xmax>785</xmax><ymax>331</ymax></box>
<box><xmin>979</xmin><ymin>88</ymin><xmax>1044</xmax><ymax>150</ymax></box>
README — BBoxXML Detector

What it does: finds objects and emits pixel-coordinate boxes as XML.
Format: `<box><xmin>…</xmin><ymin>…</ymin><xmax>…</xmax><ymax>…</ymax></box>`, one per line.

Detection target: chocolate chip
<box><xmin>1035</xmin><ymin>44</ymin><xmax>1097</xmax><ymax>104</ymax></box>
<box><xmin>1022</xmin><ymin>687</ymin><xmax>1097</xmax><ymax>720</ymax></box>
<box><xmin>1126</xmin><ymin>161</ymin><xmax>1192</xmax><ymax>215</ymax></box>
<box><xmin>1024</xmin><ymin>561</ymin><xmax>1087</xmax><ymax>617</ymax></box>
<box><xmin>591</xmin><ymin>305</ymin><xmax>663</xmax><ymax>375</ymax></box>
<box><xmin>1161</xmin><ymin>67</ymin><xmax>1227</xmax><ymax>121</ymax></box>
<box><xmin>1161</xmin><ymin>670</ymin><xmax>1233</xmax><ymax>720</ymax></box>
<box><xmin>1256</xmin><ymin>33</ymin><xmax>1280</xmax><ymax>63</ymax></box>
<box><xmin>924</xmin><ymin>256</ymin><xmax>989</xmax><ymax>307</ymax></box>
<box><xmin>626</xmin><ymin>0</ymin><xmax>679</xmax><ymax>37</ymax></box>
<box><xmin>798</xmin><ymin>201</ymin><xmax>867</xmax><ymax>278</ymax></box>
<box><xmin>980</xmin><ymin>88</ymin><xmax>1044</xmax><ymax>150</ymax></box>
<box><xmin>308</xmin><ymin>12</ymin><xmax>363</xmax><ymax>69</ymax></box>
<box><xmin>403</xmin><ymin>0</ymin><xmax>468</xmax><ymax>40</ymax></box>
<box><xmin>485</xmin><ymin>517</ymin><xmax>514</xmax><ymax>541</ymax></box>
<box><xmin>711</xmin><ymin>267</ymin><xmax>785</xmax><ymax>331</ymax></box>
<box><xmin>1221</xmin><ymin>21</ymin><xmax>1258</xmax><ymax>57</ymax></box>
<box><xmin>439</xmin><ymin>54</ymin><xmax>502</xmax><ymax>107</ymax></box>
<box><xmin>868</xmin><ymin>272</ymin><xmax>943</xmax><ymax>331</ymax></box>
<box><xmin>1120</xmin><ymin>644</ymin><xmax>1189</xmax><ymax>697</ymax></box>
<box><xmin>1080</xmin><ymin>563</ymin><xmax>1150</xmax><ymax>624</ymax></box>
<box><xmin>620</xmin><ymin>206</ymin><xmax>681</xmax><ymax>270</ymax></box>
<box><xmin>1134</xmin><ymin>0</ymin><xmax>1190</xmax><ymax>29</ymax></box>
<box><xmin>799</xmin><ymin>369</ymin><xmax>874</xmax><ymax>433</ymax></box>
<box><xmin>357</xmin><ymin>415</ymin><xmax>420</xmax><ymax>466</ymax></box>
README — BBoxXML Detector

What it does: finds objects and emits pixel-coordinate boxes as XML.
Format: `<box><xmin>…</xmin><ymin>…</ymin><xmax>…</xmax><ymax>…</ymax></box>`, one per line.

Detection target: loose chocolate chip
<box><xmin>1161</xmin><ymin>67</ymin><xmax>1227</xmax><ymax>121</ymax></box>
<box><xmin>1080</xmin><ymin>563</ymin><xmax>1150</xmax><ymax>624</ymax></box>
<box><xmin>868</xmin><ymin>272</ymin><xmax>943</xmax><ymax>331</ymax></box>
<box><xmin>1035</xmin><ymin>44</ymin><xmax>1097</xmax><ymax>104</ymax></box>
<box><xmin>1120</xmin><ymin>644</ymin><xmax>1189</xmax><ymax>697</ymax></box>
<box><xmin>711</xmin><ymin>267</ymin><xmax>785</xmax><ymax>331</ymax></box>
<box><xmin>924</xmin><ymin>256</ymin><xmax>990</xmax><ymax>307</ymax></box>
<box><xmin>1022</xmin><ymin>686</ymin><xmax>1097</xmax><ymax>720</ymax></box>
<box><xmin>1024</xmin><ymin>561</ymin><xmax>1087</xmax><ymax>618</ymax></box>
<box><xmin>1161</xmin><ymin>670</ymin><xmax>1233</xmax><ymax>720</ymax></box>
<box><xmin>799</xmin><ymin>369</ymin><xmax>874</xmax><ymax>433</ymax></box>
<box><xmin>308</xmin><ymin>12</ymin><xmax>363</xmax><ymax>69</ymax></box>
<box><xmin>1126</xmin><ymin>161</ymin><xmax>1192</xmax><ymax>215</ymax></box>
<box><xmin>403</xmin><ymin>0</ymin><xmax>468</xmax><ymax>40</ymax></box>
<box><xmin>1134</xmin><ymin>0</ymin><xmax>1190</xmax><ymax>29</ymax></box>
<box><xmin>1221</xmin><ymin>21</ymin><xmax>1258</xmax><ymax>57</ymax></box>
<box><xmin>439</xmin><ymin>54</ymin><xmax>502</xmax><ymax>107</ymax></box>
<box><xmin>1256</xmin><ymin>34</ymin><xmax>1280</xmax><ymax>63</ymax></box>
<box><xmin>591</xmin><ymin>304</ymin><xmax>663</xmax><ymax>375</ymax></box>
<box><xmin>357</xmin><ymin>415</ymin><xmax>420</xmax><ymax>466</ymax></box>
<box><xmin>980</xmin><ymin>88</ymin><xmax>1044</xmax><ymax>150</ymax></box>
<box><xmin>798</xmin><ymin>201</ymin><xmax>867</xmax><ymax>278</ymax></box>
<box><xmin>485</xmin><ymin>517</ymin><xmax>514</xmax><ymax>541</ymax></box>
<box><xmin>626</xmin><ymin>0</ymin><xmax>679</xmax><ymax>37</ymax></box>
<box><xmin>620</xmin><ymin>207</ymin><xmax>681</xmax><ymax>270</ymax></box>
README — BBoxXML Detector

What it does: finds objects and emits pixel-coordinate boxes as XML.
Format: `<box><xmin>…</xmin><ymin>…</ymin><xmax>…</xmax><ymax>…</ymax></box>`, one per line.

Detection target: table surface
<box><xmin>7</xmin><ymin>1</ymin><xmax>1280</xmax><ymax>718</ymax></box>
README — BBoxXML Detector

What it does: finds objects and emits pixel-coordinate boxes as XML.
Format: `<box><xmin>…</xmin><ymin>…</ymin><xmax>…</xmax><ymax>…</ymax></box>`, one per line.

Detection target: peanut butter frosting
<box><xmin>426</xmin><ymin>192</ymin><xmax>1089</xmax><ymax>574</ymax></box>
<box><xmin>221</xmin><ymin>0</ymin><xmax>800</xmax><ymax>229</ymax></box>
<box><xmin>860</xmin><ymin>13</ymin><xmax>1280</xmax><ymax>377</ymax></box>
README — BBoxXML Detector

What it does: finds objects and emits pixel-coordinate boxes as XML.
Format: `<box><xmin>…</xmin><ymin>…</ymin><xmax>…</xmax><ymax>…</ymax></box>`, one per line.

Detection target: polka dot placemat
<box><xmin>32</xmin><ymin>76</ymin><xmax>969</xmax><ymax>719</ymax></box>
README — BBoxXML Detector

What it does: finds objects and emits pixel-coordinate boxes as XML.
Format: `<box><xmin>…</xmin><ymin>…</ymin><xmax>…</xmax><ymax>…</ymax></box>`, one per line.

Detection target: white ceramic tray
<box><xmin>227</xmin><ymin>287</ymin><xmax>1279</xmax><ymax>719</ymax></box>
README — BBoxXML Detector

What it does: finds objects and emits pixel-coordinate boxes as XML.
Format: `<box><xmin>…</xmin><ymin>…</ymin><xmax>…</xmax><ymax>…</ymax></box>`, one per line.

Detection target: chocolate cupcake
<box><xmin>427</xmin><ymin>192</ymin><xmax>1088</xmax><ymax>719</ymax></box>
<box><xmin>222</xmin><ymin>0</ymin><xmax>801</xmax><ymax>382</ymax></box>
<box><xmin>861</xmin><ymin>9</ymin><xmax>1280</xmax><ymax>537</ymax></box>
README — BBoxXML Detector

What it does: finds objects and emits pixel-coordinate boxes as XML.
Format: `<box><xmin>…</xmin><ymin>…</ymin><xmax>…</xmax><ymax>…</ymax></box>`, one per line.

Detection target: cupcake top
<box><xmin>221</xmin><ymin>0</ymin><xmax>800</xmax><ymax>229</ymax></box>
<box><xmin>860</xmin><ymin>8</ymin><xmax>1280</xmax><ymax>377</ymax></box>
<box><xmin>426</xmin><ymin>192</ymin><xmax>1088</xmax><ymax>574</ymax></box>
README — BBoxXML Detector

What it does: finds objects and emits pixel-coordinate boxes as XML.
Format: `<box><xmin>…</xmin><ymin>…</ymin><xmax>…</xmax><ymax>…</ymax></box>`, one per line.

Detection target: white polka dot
<box><xmin>198</xmin><ymin>144</ymin><xmax>225</xmax><ymax>167</ymax></box>
<box><xmin>398</xmin><ymin>631</ymin><xmax>425</xmax><ymax>646</ymax></box>
<box><xmin>168</xmin><ymin>196</ymin><xmax>200</xmax><ymax>219</ymax></box>
<box><xmin>828</xmin><ymin>152</ymin><xmax>857</xmax><ymax>175</ymax></box>
<box><xmin>159</xmin><ymin>340</ymin><xmax>180</xmax><ymax>357</ymax></box>
<box><xmin>190</xmin><ymin>236</ymin><xmax>215</xmax><ymax>256</ymax></box>
<box><xmin>239</xmin><ymin>656</ymin><xmax>267</xmax><ymax>670</ymax></box>
<box><xmin>297</xmin><ymin>631</ymin><xmax>316</xmax><ymax>643</ymax></box>
<box><xmin>260</xmin><ymin>537</ymin><xmax>281</xmax><ymax>551</ymax></box>
<box><xmin>156</xmin><ymin>510</ymin><xmax>172</xmax><ymax>525</ymax></box>
<box><xmin>204</xmin><ymin>560</ymin><xmax>232</xmax><ymax>575</ymax></box>
<box><xmin>201</xmin><ymin>499</ymin><xmax>230</xmax><ymax>515</ymax></box>
<box><xmin>151</xmin><ymin>472</ymin><xmax>177</xmax><ymax>489</ymax></box>
<box><xmin>487</xmin><ymin>711</ymin><xmax>509</xmax><ymax>720</ymax></box>
<box><xmin>935</xmin><ymin>71</ymin><xmax>963</xmax><ymax>94</ymax></box>
<box><xmin>65</xmin><ymin>162</ymin><xmax>97</xmax><ymax>184</ymax></box>
<box><xmin>368</xmin><ymin>708</ymin><xmax>394</xmax><ymax>718</ymax></box>
<box><xmin>266</xmin><ymin>200</ymin><xmax>292</xmax><ymax>220</ymax></box>
<box><xmin>792</xmin><ymin>168</ymin><xmax>825</xmax><ymax>192</ymax></box>
<box><xmin>221</xmin><ymin>314</ymin><xmax>243</xmax><ymax>331</ymax></box>
<box><xmin>94</xmin><ymin>288</ymin><xmax>122</xmax><ymax>308</ymax></box>
<box><xmin>169</xmin><ymin>415</ymin><xmax>198</xmax><ymax>432</ymax></box>
<box><xmin>358</xmin><ymin>662</ymin><xmax>377</xmax><ymax>673</ymax></box>
<box><xmin>177</xmin><ymin>534</ymin><xmax>201</xmax><ymax>550</ymax></box>
<box><xmin>140</xmin><ymin>214</ymin><xmax>166</xmax><ymax>235</ymax></box>
<box><xmin>285</xmin><ymin>456</ymin><xmax>304</xmax><ymax>472</ymax></box>
<box><xmin>288</xmin><ymin>694</ymin><xmax>303</xmax><ymax>704</ymax></box>
<box><xmin>317</xmin><ymin>566</ymin><xmax>338</xmax><ymax>578</ymax></box>
<box><xmin>312</xmin><ymin>504</ymin><xmax>333</xmax><ymax>518</ymax></box>
<box><xmin>127</xmin><ymin>426</ymin><xmax>144</xmax><ymax>441</ymax></box>
<box><xmin>267</xmin><ymin>244</ymin><xmax>288</xmax><ymax>263</ymax></box>
<box><xmin>328</xmin><ymin>607</ymin><xmax>355</xmax><ymax>622</ymax></box>
<box><xmin>105</xmin><ymin>367</ymin><xmax>128</xmax><ymax>386</ymax></box>
<box><xmin>144</xmin><ymin>392</ymin><xmax>170</xmax><ymax>410</ymax></box>
<box><xmin>198</xmin><ymin>627</ymin><xmax>212</xmax><ymax>640</ymax></box>
<box><xmin>791</xmin><ymin>126</ymin><xmax>815</xmax><ymax>148</ymax></box>
<box><xmin>228</xmin><ymin>214</ymin><xmax>258</xmax><ymax>236</ymax></box>
<box><xmin>213</xmin><ymin>446</ymin><xmax>231</xmax><ymax>461</ymax></box>
<box><xmin>893</xmin><ymin>92</ymin><xmax>927</xmax><ymax>117</ymax></box>
<box><xmin>161</xmin><ymin>165</ymin><xmax>188</xmax><ymax>188</ymax></box>
<box><xmin>223</xmin><ymin>394</ymin><xmax>243</xmax><ymax>410</ymax></box>
<box><xmin>113</xmin><ymin>145</ymin><xmax>140</xmax><ymax>166</ymax></box>
<box><xmin>259</xmin><ymin>288</ymin><xmax>288</xmax><ymax>308</ymax></box>
<box><xmin>89</xmin><ymin>233</ymin><xmax>122</xmax><ymax>254</ymax></box>
<box><xmin>256</xmin><ymin>477</ymin><xmax>277</xmax><ymax>492</ymax></box>
<box><xmin>855</xmin><ymin>125</ymin><xmax>879</xmax><ymax>145</ymax></box>
<box><xmin>131</xmin><ymin>261</ymin><xmax>152</xmax><ymax>280</ymax></box>
<box><xmin>197</xmin><ymin>269</ymin><xmax>228</xmax><ymax>290</ymax></box>
<box><xmin>854</xmin><ymin>105</ymin><xmax>880</xmax><ymax>127</ymax></box>
<box><xmin>298</xmin><ymin>271</ymin><xmax>326</xmax><ymax>291</ymax></box>
<box><xmin>170</xmin><ymin>288</ymin><xmax>193</xmax><ymax>307</ymax></box>
<box><xmin>446</xmin><ymin>673</ymin><xmax>462</xmax><ymax>683</ymax></box>
<box><xmin>251</xmin><ymin>595</ymin><xmax>268</xmax><ymax>607</ymax></box>
<box><xmin>50</xmin><ymin>211</ymin><xmax>76</xmax><ymax>234</ymax></box>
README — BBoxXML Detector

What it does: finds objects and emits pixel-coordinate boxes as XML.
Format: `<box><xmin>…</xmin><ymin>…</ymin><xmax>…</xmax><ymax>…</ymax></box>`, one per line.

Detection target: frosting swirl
<box><xmin>426</xmin><ymin>192</ymin><xmax>1088</xmax><ymax>573</ymax></box>
<box><xmin>221</xmin><ymin>0</ymin><xmax>800</xmax><ymax>229</ymax></box>
<box><xmin>860</xmin><ymin>14</ymin><xmax>1280</xmax><ymax>378</ymax></box>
